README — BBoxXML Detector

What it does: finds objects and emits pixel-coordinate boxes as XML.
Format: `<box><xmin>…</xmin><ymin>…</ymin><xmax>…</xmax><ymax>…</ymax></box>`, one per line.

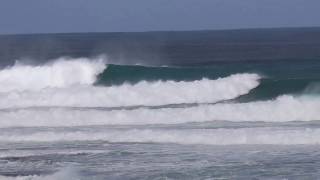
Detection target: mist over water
<box><xmin>1</xmin><ymin>28</ymin><xmax>320</xmax><ymax>179</ymax></box>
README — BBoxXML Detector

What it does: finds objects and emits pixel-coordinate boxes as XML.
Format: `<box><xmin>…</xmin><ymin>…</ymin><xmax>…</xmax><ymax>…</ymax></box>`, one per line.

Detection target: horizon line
<box><xmin>1</xmin><ymin>26</ymin><xmax>320</xmax><ymax>36</ymax></box>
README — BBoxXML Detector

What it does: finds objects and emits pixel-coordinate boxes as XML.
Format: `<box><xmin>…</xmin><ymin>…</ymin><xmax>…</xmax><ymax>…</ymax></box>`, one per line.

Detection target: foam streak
<box><xmin>1</xmin><ymin>128</ymin><xmax>319</xmax><ymax>145</ymax></box>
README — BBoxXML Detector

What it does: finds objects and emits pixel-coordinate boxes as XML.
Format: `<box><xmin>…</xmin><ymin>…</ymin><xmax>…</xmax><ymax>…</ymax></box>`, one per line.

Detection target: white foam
<box><xmin>0</xmin><ymin>57</ymin><xmax>106</xmax><ymax>92</ymax></box>
<box><xmin>0</xmin><ymin>95</ymin><xmax>319</xmax><ymax>128</ymax></box>
<box><xmin>0</xmin><ymin>73</ymin><xmax>260</xmax><ymax>108</ymax></box>
<box><xmin>1</xmin><ymin>127</ymin><xmax>320</xmax><ymax>145</ymax></box>
<box><xmin>192</xmin><ymin>95</ymin><xmax>320</xmax><ymax>122</ymax></box>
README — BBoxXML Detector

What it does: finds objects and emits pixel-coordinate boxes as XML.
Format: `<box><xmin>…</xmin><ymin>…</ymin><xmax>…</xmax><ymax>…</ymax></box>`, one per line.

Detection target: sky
<box><xmin>0</xmin><ymin>0</ymin><xmax>320</xmax><ymax>34</ymax></box>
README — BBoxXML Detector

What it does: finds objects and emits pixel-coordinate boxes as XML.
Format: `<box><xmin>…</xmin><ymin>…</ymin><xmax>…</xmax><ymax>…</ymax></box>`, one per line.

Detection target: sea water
<box><xmin>1</xmin><ymin>28</ymin><xmax>320</xmax><ymax>179</ymax></box>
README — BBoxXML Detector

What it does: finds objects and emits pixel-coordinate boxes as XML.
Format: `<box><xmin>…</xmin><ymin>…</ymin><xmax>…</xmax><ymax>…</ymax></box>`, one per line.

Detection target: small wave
<box><xmin>0</xmin><ymin>95</ymin><xmax>319</xmax><ymax>128</ymax></box>
<box><xmin>0</xmin><ymin>73</ymin><xmax>260</xmax><ymax>108</ymax></box>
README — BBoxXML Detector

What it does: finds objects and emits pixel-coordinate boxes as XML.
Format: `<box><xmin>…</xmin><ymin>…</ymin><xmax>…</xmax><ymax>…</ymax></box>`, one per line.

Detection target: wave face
<box><xmin>98</xmin><ymin>61</ymin><xmax>320</xmax><ymax>100</ymax></box>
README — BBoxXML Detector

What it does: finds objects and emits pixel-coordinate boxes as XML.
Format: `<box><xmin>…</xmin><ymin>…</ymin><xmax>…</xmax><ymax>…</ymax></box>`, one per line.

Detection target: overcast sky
<box><xmin>0</xmin><ymin>0</ymin><xmax>320</xmax><ymax>34</ymax></box>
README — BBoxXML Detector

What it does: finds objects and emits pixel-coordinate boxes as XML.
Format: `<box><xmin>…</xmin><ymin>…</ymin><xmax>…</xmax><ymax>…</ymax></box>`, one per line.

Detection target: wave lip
<box><xmin>0</xmin><ymin>57</ymin><xmax>106</xmax><ymax>92</ymax></box>
<box><xmin>0</xmin><ymin>73</ymin><xmax>260</xmax><ymax>109</ymax></box>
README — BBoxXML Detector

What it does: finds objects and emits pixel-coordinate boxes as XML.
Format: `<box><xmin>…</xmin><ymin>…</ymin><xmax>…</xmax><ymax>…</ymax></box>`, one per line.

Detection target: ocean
<box><xmin>1</xmin><ymin>27</ymin><xmax>320</xmax><ymax>179</ymax></box>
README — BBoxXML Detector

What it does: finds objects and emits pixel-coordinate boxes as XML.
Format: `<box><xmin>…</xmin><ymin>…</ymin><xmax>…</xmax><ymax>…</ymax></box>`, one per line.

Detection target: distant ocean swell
<box><xmin>0</xmin><ymin>57</ymin><xmax>320</xmax><ymax>145</ymax></box>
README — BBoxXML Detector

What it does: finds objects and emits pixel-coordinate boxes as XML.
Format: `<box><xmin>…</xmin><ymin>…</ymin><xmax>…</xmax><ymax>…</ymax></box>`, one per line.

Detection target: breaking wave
<box><xmin>0</xmin><ymin>95</ymin><xmax>319</xmax><ymax>128</ymax></box>
<box><xmin>0</xmin><ymin>57</ymin><xmax>106</xmax><ymax>92</ymax></box>
<box><xmin>0</xmin><ymin>57</ymin><xmax>264</xmax><ymax>110</ymax></box>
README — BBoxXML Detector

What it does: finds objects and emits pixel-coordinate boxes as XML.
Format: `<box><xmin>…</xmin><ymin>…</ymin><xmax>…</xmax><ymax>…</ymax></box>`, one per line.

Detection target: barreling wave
<box><xmin>0</xmin><ymin>95</ymin><xmax>319</xmax><ymax>128</ymax></box>
<box><xmin>98</xmin><ymin>64</ymin><xmax>235</xmax><ymax>85</ymax></box>
<box><xmin>0</xmin><ymin>56</ymin><xmax>106</xmax><ymax>92</ymax></box>
<box><xmin>1</xmin><ymin>127</ymin><xmax>320</xmax><ymax>145</ymax></box>
<box><xmin>0</xmin><ymin>73</ymin><xmax>260</xmax><ymax>108</ymax></box>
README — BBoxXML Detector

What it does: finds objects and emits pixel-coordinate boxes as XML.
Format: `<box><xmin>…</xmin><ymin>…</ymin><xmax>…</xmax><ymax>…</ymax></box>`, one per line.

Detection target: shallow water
<box><xmin>2</xmin><ymin>140</ymin><xmax>320</xmax><ymax>179</ymax></box>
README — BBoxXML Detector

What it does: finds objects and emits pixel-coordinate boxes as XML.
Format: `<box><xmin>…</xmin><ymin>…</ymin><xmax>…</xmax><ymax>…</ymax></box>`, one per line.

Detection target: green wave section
<box><xmin>97</xmin><ymin>61</ymin><xmax>320</xmax><ymax>101</ymax></box>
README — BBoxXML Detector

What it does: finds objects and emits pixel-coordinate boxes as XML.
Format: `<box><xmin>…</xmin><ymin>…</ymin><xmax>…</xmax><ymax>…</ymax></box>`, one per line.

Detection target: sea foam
<box><xmin>1</xmin><ymin>127</ymin><xmax>320</xmax><ymax>145</ymax></box>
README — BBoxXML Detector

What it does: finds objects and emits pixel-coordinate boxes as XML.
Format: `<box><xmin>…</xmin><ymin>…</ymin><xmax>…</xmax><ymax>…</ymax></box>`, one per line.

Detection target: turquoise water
<box><xmin>98</xmin><ymin>61</ymin><xmax>320</xmax><ymax>101</ymax></box>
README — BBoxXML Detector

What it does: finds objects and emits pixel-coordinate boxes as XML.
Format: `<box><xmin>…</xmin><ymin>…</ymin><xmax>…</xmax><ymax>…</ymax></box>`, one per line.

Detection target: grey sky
<box><xmin>0</xmin><ymin>0</ymin><xmax>319</xmax><ymax>34</ymax></box>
